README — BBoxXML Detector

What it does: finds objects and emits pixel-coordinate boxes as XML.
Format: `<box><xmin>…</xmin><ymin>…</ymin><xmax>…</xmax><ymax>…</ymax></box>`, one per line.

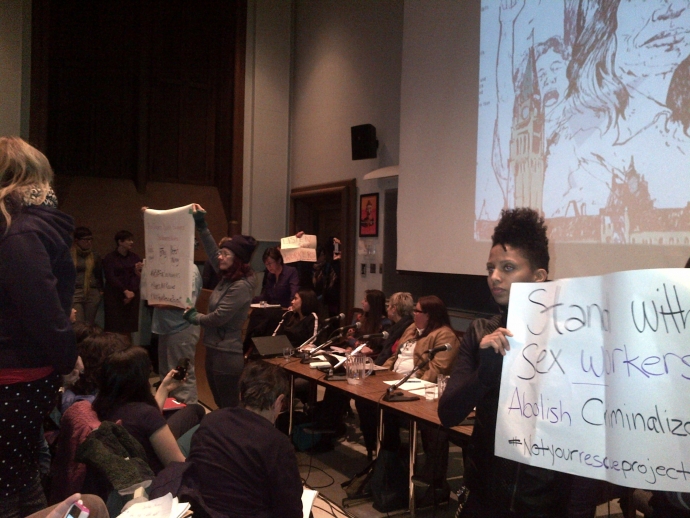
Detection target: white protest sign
<box><xmin>142</xmin><ymin>205</ymin><xmax>195</xmax><ymax>309</ymax></box>
<box><xmin>280</xmin><ymin>234</ymin><xmax>317</xmax><ymax>263</ymax></box>
<box><xmin>496</xmin><ymin>268</ymin><xmax>690</xmax><ymax>491</ymax></box>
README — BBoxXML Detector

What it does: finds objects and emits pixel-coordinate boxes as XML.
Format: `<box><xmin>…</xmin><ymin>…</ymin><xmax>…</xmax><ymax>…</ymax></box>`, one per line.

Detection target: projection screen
<box><xmin>398</xmin><ymin>0</ymin><xmax>690</xmax><ymax>279</ymax></box>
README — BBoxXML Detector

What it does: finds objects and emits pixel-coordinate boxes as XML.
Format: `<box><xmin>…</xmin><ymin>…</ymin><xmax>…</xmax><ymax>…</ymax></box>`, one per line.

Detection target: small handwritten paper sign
<box><xmin>142</xmin><ymin>205</ymin><xmax>195</xmax><ymax>309</ymax></box>
<box><xmin>496</xmin><ymin>268</ymin><xmax>690</xmax><ymax>491</ymax></box>
<box><xmin>280</xmin><ymin>234</ymin><xmax>317</xmax><ymax>263</ymax></box>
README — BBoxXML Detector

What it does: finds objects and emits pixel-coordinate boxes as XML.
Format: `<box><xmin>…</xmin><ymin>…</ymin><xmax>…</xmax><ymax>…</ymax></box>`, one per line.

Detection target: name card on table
<box><xmin>142</xmin><ymin>205</ymin><xmax>195</xmax><ymax>309</ymax></box>
<box><xmin>496</xmin><ymin>268</ymin><xmax>690</xmax><ymax>491</ymax></box>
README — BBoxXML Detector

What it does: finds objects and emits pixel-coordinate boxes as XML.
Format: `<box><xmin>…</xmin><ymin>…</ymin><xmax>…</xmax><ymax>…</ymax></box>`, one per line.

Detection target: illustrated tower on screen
<box><xmin>509</xmin><ymin>46</ymin><xmax>545</xmax><ymax>212</ymax></box>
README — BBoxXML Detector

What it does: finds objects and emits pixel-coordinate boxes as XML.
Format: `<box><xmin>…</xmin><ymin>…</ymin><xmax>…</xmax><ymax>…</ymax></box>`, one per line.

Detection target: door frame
<box><xmin>290</xmin><ymin>179</ymin><xmax>357</xmax><ymax>315</ymax></box>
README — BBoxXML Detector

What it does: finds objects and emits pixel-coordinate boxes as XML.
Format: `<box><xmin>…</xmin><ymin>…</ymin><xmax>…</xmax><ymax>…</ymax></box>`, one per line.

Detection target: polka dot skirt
<box><xmin>0</xmin><ymin>373</ymin><xmax>60</xmax><ymax>498</ymax></box>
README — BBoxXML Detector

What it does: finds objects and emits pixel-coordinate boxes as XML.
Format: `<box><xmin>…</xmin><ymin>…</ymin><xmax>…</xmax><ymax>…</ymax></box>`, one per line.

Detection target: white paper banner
<box><xmin>280</xmin><ymin>234</ymin><xmax>317</xmax><ymax>263</ymax></box>
<box><xmin>142</xmin><ymin>205</ymin><xmax>195</xmax><ymax>309</ymax></box>
<box><xmin>497</xmin><ymin>268</ymin><xmax>690</xmax><ymax>491</ymax></box>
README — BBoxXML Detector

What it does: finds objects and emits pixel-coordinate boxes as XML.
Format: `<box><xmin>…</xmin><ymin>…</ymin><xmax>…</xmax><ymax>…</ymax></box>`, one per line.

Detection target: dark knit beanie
<box><xmin>221</xmin><ymin>235</ymin><xmax>257</xmax><ymax>263</ymax></box>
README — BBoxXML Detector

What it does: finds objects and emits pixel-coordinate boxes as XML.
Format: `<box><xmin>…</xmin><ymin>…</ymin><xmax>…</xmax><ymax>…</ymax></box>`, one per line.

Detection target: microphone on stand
<box><xmin>322</xmin><ymin>313</ymin><xmax>345</xmax><ymax>325</ymax></box>
<box><xmin>331</xmin><ymin>321</ymin><xmax>361</xmax><ymax>335</ymax></box>
<box><xmin>271</xmin><ymin>309</ymin><xmax>293</xmax><ymax>336</ymax></box>
<box><xmin>360</xmin><ymin>331</ymin><xmax>389</xmax><ymax>341</ymax></box>
<box><xmin>423</xmin><ymin>343</ymin><xmax>452</xmax><ymax>358</ymax></box>
<box><xmin>383</xmin><ymin>344</ymin><xmax>451</xmax><ymax>402</ymax></box>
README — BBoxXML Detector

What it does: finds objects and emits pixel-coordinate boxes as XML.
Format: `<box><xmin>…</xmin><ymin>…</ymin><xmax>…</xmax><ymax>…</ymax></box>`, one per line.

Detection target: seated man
<box><xmin>438</xmin><ymin>208</ymin><xmax>572</xmax><ymax>517</ymax></box>
<box><xmin>186</xmin><ymin>361</ymin><xmax>302</xmax><ymax>518</ymax></box>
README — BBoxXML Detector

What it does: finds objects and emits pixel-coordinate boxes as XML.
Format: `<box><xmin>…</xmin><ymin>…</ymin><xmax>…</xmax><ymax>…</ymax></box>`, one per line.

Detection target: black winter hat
<box><xmin>221</xmin><ymin>235</ymin><xmax>257</xmax><ymax>263</ymax></box>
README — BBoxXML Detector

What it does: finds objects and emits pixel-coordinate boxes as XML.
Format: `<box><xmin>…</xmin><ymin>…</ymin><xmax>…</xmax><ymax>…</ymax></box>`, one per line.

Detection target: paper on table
<box><xmin>302</xmin><ymin>488</ymin><xmax>318</xmax><ymax>518</ymax></box>
<box><xmin>250</xmin><ymin>303</ymin><xmax>281</xmax><ymax>309</ymax></box>
<box><xmin>117</xmin><ymin>493</ymin><xmax>190</xmax><ymax>518</ymax></box>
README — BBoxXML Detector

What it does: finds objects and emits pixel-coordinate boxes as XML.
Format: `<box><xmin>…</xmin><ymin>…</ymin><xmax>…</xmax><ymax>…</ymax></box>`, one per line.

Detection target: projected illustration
<box><xmin>475</xmin><ymin>0</ymin><xmax>690</xmax><ymax>245</ymax></box>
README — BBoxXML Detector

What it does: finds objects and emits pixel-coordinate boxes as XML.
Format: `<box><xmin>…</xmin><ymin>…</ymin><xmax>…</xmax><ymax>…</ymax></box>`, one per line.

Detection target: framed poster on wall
<box><xmin>359</xmin><ymin>193</ymin><xmax>379</xmax><ymax>237</ymax></box>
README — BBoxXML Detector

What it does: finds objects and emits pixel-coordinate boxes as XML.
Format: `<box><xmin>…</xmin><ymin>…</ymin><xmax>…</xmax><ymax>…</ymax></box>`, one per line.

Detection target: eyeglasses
<box><xmin>217</xmin><ymin>250</ymin><xmax>234</xmax><ymax>258</ymax></box>
<box><xmin>413</xmin><ymin>308</ymin><xmax>425</xmax><ymax>314</ymax></box>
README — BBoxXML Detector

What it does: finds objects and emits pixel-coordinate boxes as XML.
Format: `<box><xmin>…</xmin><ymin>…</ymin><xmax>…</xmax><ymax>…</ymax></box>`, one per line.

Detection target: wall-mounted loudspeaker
<box><xmin>351</xmin><ymin>124</ymin><xmax>378</xmax><ymax>160</ymax></box>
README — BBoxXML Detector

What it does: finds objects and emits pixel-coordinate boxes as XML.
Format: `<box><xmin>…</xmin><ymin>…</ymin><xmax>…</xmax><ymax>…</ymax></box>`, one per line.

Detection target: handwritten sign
<box><xmin>496</xmin><ymin>268</ymin><xmax>690</xmax><ymax>491</ymax></box>
<box><xmin>280</xmin><ymin>234</ymin><xmax>317</xmax><ymax>263</ymax></box>
<box><xmin>142</xmin><ymin>205</ymin><xmax>195</xmax><ymax>309</ymax></box>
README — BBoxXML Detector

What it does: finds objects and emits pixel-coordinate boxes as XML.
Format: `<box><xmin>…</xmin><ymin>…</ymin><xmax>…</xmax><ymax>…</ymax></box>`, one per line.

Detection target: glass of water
<box><xmin>282</xmin><ymin>346</ymin><xmax>292</xmax><ymax>362</ymax></box>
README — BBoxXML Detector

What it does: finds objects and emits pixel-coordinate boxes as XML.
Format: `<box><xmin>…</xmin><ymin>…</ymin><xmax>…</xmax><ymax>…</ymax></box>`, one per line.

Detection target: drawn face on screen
<box><xmin>486</xmin><ymin>244</ymin><xmax>546</xmax><ymax>306</ymax></box>
<box><xmin>537</xmin><ymin>48</ymin><xmax>569</xmax><ymax>109</ymax></box>
<box><xmin>617</xmin><ymin>0</ymin><xmax>690</xmax><ymax>97</ymax></box>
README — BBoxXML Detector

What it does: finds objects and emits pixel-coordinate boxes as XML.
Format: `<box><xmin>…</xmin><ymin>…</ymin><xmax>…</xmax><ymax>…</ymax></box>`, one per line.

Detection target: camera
<box><xmin>173</xmin><ymin>357</ymin><xmax>191</xmax><ymax>380</ymax></box>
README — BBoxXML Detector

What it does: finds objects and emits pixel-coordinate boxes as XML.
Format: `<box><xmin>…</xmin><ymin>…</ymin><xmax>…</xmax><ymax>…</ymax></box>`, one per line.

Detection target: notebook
<box><xmin>251</xmin><ymin>334</ymin><xmax>295</xmax><ymax>358</ymax></box>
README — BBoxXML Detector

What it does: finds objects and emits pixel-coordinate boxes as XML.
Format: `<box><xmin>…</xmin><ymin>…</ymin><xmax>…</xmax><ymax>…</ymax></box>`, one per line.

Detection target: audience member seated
<box><xmin>93</xmin><ymin>347</ymin><xmax>204</xmax><ymax>474</ymax></box>
<box><xmin>374</xmin><ymin>295</ymin><xmax>460</xmax><ymax>503</ymax></box>
<box><xmin>49</xmin><ymin>401</ymin><xmax>101</xmax><ymax>504</ymax></box>
<box><xmin>71</xmin><ymin>227</ymin><xmax>103</xmax><ymax>325</ymax></box>
<box><xmin>62</xmin><ymin>331</ymin><xmax>126</xmax><ymax>414</ymax></box>
<box><xmin>183</xmin><ymin>361</ymin><xmax>303</xmax><ymax>518</ymax></box>
<box><xmin>438</xmin><ymin>208</ymin><xmax>574</xmax><ymax>517</ymax></box>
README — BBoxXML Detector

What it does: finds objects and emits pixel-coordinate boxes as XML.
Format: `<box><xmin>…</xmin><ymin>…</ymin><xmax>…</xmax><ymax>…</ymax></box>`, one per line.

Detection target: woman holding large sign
<box><xmin>183</xmin><ymin>204</ymin><xmax>257</xmax><ymax>408</ymax></box>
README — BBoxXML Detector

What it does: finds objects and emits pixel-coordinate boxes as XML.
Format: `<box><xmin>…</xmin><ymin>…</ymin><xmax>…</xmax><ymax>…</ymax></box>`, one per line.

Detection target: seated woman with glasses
<box><xmin>372</xmin><ymin>296</ymin><xmax>460</xmax><ymax>506</ymax></box>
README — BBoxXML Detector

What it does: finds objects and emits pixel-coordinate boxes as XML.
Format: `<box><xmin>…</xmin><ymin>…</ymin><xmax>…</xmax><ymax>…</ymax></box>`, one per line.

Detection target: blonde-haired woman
<box><xmin>0</xmin><ymin>137</ymin><xmax>78</xmax><ymax>517</ymax></box>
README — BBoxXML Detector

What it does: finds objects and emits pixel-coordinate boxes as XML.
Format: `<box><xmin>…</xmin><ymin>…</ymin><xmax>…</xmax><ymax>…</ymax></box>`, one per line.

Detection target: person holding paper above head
<box><xmin>438</xmin><ymin>208</ymin><xmax>572</xmax><ymax>517</ymax></box>
<box><xmin>183</xmin><ymin>204</ymin><xmax>257</xmax><ymax>408</ymax></box>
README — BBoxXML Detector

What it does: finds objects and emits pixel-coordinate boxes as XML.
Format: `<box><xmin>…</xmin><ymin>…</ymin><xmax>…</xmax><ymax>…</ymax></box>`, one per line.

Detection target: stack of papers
<box><xmin>117</xmin><ymin>494</ymin><xmax>190</xmax><ymax>518</ymax></box>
